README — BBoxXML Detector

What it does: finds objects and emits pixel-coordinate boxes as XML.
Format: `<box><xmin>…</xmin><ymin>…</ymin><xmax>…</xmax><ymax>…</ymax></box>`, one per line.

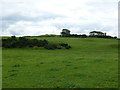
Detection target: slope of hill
<box><xmin>2</xmin><ymin>37</ymin><xmax>118</xmax><ymax>88</ymax></box>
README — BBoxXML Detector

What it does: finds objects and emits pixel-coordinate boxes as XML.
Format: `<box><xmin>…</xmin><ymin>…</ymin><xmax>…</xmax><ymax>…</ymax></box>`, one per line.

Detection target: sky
<box><xmin>0</xmin><ymin>0</ymin><xmax>119</xmax><ymax>36</ymax></box>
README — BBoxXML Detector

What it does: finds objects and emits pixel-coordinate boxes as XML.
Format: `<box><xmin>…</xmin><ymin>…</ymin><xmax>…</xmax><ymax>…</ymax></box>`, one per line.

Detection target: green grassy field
<box><xmin>2</xmin><ymin>37</ymin><xmax>118</xmax><ymax>88</ymax></box>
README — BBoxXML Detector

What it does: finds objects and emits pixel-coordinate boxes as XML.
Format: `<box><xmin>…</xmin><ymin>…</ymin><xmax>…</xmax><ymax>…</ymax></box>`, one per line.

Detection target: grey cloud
<box><xmin>1</xmin><ymin>12</ymin><xmax>66</xmax><ymax>31</ymax></box>
<box><xmin>1</xmin><ymin>21</ymin><xmax>117</xmax><ymax>36</ymax></box>
<box><xmin>2</xmin><ymin>12</ymin><xmax>66</xmax><ymax>22</ymax></box>
<box><xmin>54</xmin><ymin>22</ymin><xmax>103</xmax><ymax>30</ymax></box>
<box><xmin>87</xmin><ymin>1</ymin><xmax>117</xmax><ymax>13</ymax></box>
<box><xmin>1</xmin><ymin>0</ymin><xmax>118</xmax><ymax>36</ymax></box>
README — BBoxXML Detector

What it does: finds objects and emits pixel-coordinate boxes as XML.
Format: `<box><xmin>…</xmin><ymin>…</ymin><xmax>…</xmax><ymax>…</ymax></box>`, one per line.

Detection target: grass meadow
<box><xmin>2</xmin><ymin>37</ymin><xmax>118</xmax><ymax>88</ymax></box>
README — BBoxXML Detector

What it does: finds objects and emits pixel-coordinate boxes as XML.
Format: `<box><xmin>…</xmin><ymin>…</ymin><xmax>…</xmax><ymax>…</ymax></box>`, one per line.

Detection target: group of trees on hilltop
<box><xmin>61</xmin><ymin>29</ymin><xmax>71</xmax><ymax>37</ymax></box>
<box><xmin>22</xmin><ymin>29</ymin><xmax>117</xmax><ymax>39</ymax></box>
<box><xmin>2</xmin><ymin>36</ymin><xmax>71</xmax><ymax>50</ymax></box>
<box><xmin>60</xmin><ymin>29</ymin><xmax>117</xmax><ymax>39</ymax></box>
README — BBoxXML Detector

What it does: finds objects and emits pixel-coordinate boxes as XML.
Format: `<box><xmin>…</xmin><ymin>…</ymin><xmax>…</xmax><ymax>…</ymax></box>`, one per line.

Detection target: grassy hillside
<box><xmin>2</xmin><ymin>37</ymin><xmax>118</xmax><ymax>88</ymax></box>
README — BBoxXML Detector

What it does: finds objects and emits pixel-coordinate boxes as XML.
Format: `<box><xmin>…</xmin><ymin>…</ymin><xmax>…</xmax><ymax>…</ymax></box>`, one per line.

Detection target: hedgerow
<box><xmin>2</xmin><ymin>36</ymin><xmax>71</xmax><ymax>50</ymax></box>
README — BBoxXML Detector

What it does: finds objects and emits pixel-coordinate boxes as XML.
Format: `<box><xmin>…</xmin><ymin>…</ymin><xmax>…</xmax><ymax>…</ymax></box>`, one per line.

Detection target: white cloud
<box><xmin>1</xmin><ymin>0</ymin><xmax>119</xmax><ymax>36</ymax></box>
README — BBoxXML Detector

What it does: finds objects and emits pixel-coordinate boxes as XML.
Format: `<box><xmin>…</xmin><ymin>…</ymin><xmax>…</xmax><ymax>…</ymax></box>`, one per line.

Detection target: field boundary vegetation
<box><xmin>1</xmin><ymin>36</ymin><xmax>71</xmax><ymax>50</ymax></box>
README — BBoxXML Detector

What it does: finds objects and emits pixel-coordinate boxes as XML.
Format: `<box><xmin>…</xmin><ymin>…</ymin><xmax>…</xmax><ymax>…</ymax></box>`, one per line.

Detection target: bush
<box><xmin>44</xmin><ymin>44</ymin><xmax>58</xmax><ymax>50</ymax></box>
<box><xmin>11</xmin><ymin>36</ymin><xmax>16</xmax><ymax>39</ymax></box>
<box><xmin>59</xmin><ymin>43</ymin><xmax>71</xmax><ymax>49</ymax></box>
<box><xmin>59</xmin><ymin>43</ymin><xmax>68</xmax><ymax>47</ymax></box>
<box><xmin>2</xmin><ymin>36</ymin><xmax>48</xmax><ymax>48</ymax></box>
<box><xmin>57</xmin><ymin>45</ymin><xmax>63</xmax><ymax>49</ymax></box>
<box><xmin>65</xmin><ymin>45</ymin><xmax>71</xmax><ymax>49</ymax></box>
<box><xmin>2</xmin><ymin>36</ymin><xmax>72</xmax><ymax>50</ymax></box>
<box><xmin>33</xmin><ymin>46</ymin><xmax>39</xmax><ymax>49</ymax></box>
<box><xmin>44</xmin><ymin>43</ymin><xmax>72</xmax><ymax>50</ymax></box>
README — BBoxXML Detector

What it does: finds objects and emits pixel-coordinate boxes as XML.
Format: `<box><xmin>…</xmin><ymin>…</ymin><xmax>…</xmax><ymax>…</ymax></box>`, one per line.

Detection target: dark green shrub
<box><xmin>2</xmin><ymin>37</ymin><xmax>72</xmax><ymax>50</ymax></box>
<box><xmin>57</xmin><ymin>45</ymin><xmax>63</xmax><ymax>49</ymax></box>
<box><xmin>59</xmin><ymin>43</ymin><xmax>71</xmax><ymax>49</ymax></box>
<box><xmin>59</xmin><ymin>43</ymin><xmax>68</xmax><ymax>47</ymax></box>
<box><xmin>44</xmin><ymin>43</ymin><xmax>71</xmax><ymax>50</ymax></box>
<box><xmin>44</xmin><ymin>44</ymin><xmax>58</xmax><ymax>50</ymax></box>
<box><xmin>65</xmin><ymin>45</ymin><xmax>71</xmax><ymax>49</ymax></box>
<box><xmin>2</xmin><ymin>37</ymin><xmax>48</xmax><ymax>48</ymax></box>
<box><xmin>11</xmin><ymin>36</ymin><xmax>16</xmax><ymax>39</ymax></box>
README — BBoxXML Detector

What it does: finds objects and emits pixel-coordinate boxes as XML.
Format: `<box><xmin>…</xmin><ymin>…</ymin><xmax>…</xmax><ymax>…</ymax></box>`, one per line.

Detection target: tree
<box><xmin>61</xmin><ymin>29</ymin><xmax>70</xmax><ymax>37</ymax></box>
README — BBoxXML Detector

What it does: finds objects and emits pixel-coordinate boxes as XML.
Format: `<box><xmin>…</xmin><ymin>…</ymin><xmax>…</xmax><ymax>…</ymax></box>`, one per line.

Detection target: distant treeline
<box><xmin>88</xmin><ymin>35</ymin><xmax>117</xmax><ymax>39</ymax></box>
<box><xmin>40</xmin><ymin>34</ymin><xmax>60</xmax><ymax>37</ymax></box>
<box><xmin>24</xmin><ymin>34</ymin><xmax>117</xmax><ymax>39</ymax></box>
<box><xmin>24</xmin><ymin>34</ymin><xmax>60</xmax><ymax>37</ymax></box>
<box><xmin>1</xmin><ymin>36</ymin><xmax>71</xmax><ymax>50</ymax></box>
<box><xmin>69</xmin><ymin>34</ymin><xmax>117</xmax><ymax>39</ymax></box>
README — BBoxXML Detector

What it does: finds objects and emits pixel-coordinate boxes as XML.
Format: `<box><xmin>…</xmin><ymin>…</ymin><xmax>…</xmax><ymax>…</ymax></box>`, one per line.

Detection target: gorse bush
<box><xmin>44</xmin><ymin>44</ymin><xmax>58</xmax><ymax>50</ymax></box>
<box><xmin>59</xmin><ymin>43</ymin><xmax>71</xmax><ymax>49</ymax></box>
<box><xmin>59</xmin><ymin>43</ymin><xmax>68</xmax><ymax>47</ymax></box>
<box><xmin>2</xmin><ymin>36</ymin><xmax>48</xmax><ymax>48</ymax></box>
<box><xmin>44</xmin><ymin>43</ymin><xmax>71</xmax><ymax>50</ymax></box>
<box><xmin>2</xmin><ymin>36</ymin><xmax>72</xmax><ymax>50</ymax></box>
